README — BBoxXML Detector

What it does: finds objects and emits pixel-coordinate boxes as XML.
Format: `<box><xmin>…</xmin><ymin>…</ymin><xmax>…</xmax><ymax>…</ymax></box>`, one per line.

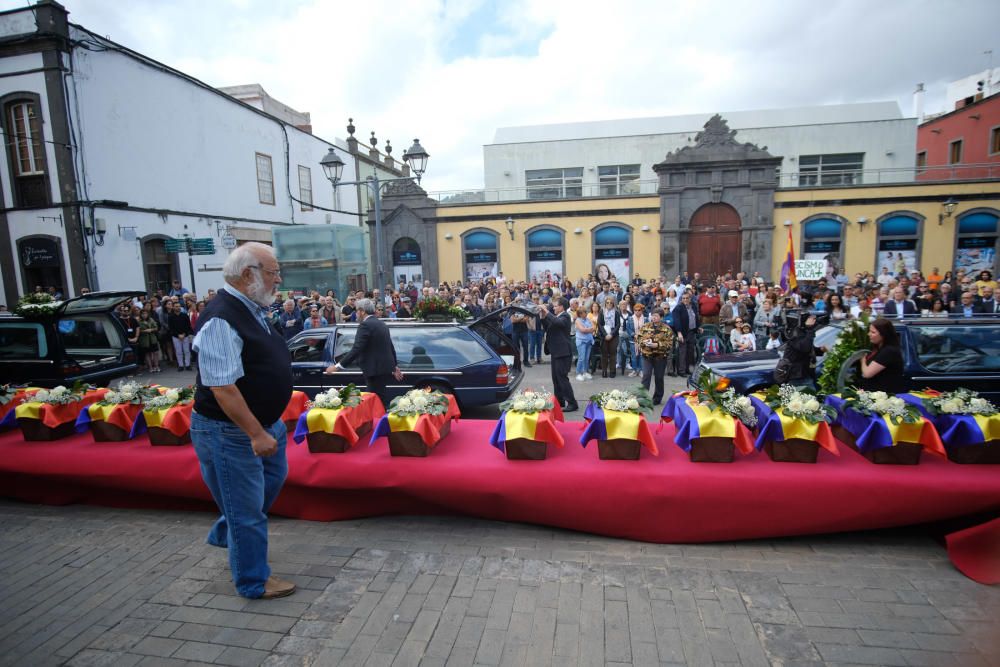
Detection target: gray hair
<box><xmin>283</xmin><ymin>299</ymin><xmax>294</xmax><ymax>307</ymax></box>
<box><xmin>355</xmin><ymin>298</ymin><xmax>376</xmax><ymax>315</ymax></box>
<box><xmin>223</xmin><ymin>242</ymin><xmax>274</xmax><ymax>285</ymax></box>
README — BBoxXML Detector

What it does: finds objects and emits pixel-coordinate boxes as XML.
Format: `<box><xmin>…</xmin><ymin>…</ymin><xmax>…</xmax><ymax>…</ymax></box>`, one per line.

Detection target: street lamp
<box><xmin>505</xmin><ymin>216</ymin><xmax>515</xmax><ymax>240</ymax></box>
<box><xmin>938</xmin><ymin>197</ymin><xmax>959</xmax><ymax>225</ymax></box>
<box><xmin>321</xmin><ymin>139</ymin><xmax>430</xmax><ymax>290</ymax></box>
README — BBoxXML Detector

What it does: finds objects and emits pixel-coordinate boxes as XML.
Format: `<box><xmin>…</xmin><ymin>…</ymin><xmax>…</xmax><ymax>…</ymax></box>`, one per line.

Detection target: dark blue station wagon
<box><xmin>287</xmin><ymin>306</ymin><xmax>529</xmax><ymax>408</ymax></box>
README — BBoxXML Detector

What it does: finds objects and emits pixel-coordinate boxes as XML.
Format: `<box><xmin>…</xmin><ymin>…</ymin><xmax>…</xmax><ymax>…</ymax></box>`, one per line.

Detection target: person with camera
<box><xmin>537</xmin><ymin>298</ymin><xmax>579</xmax><ymax>412</ymax></box>
<box><xmin>774</xmin><ymin>311</ymin><xmax>828</xmax><ymax>384</ymax></box>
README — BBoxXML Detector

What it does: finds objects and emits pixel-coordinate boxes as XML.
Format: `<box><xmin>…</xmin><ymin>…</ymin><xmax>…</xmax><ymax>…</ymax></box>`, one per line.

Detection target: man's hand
<box><xmin>323</xmin><ymin>365</ymin><xmax>339</xmax><ymax>374</ymax></box>
<box><xmin>251</xmin><ymin>431</ymin><xmax>278</xmax><ymax>457</ymax></box>
<box><xmin>393</xmin><ymin>366</ymin><xmax>404</xmax><ymax>381</ymax></box>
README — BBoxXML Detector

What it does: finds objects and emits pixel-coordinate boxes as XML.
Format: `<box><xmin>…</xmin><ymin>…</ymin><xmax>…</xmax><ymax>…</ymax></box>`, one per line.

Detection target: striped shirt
<box><xmin>192</xmin><ymin>285</ymin><xmax>273</xmax><ymax>386</ymax></box>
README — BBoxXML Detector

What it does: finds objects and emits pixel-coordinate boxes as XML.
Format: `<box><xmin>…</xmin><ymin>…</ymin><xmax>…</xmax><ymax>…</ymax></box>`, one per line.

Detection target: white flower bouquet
<box><xmin>31</xmin><ymin>385</ymin><xmax>86</xmax><ymax>406</ymax></box>
<box><xmin>311</xmin><ymin>384</ymin><xmax>362</xmax><ymax>410</ymax></box>
<box><xmin>143</xmin><ymin>386</ymin><xmax>194</xmax><ymax>410</ymax></box>
<box><xmin>500</xmin><ymin>389</ymin><xmax>555</xmax><ymax>414</ymax></box>
<box><xmin>922</xmin><ymin>388</ymin><xmax>998</xmax><ymax>417</ymax></box>
<box><xmin>98</xmin><ymin>381</ymin><xmax>160</xmax><ymax>406</ymax></box>
<box><xmin>589</xmin><ymin>386</ymin><xmax>652</xmax><ymax>415</ymax></box>
<box><xmin>842</xmin><ymin>388</ymin><xmax>921</xmax><ymax>424</ymax></box>
<box><xmin>763</xmin><ymin>385</ymin><xmax>837</xmax><ymax>424</ymax></box>
<box><xmin>13</xmin><ymin>292</ymin><xmax>62</xmax><ymax>318</ymax></box>
<box><xmin>694</xmin><ymin>371</ymin><xmax>756</xmax><ymax>428</ymax></box>
<box><xmin>388</xmin><ymin>388</ymin><xmax>451</xmax><ymax>417</ymax></box>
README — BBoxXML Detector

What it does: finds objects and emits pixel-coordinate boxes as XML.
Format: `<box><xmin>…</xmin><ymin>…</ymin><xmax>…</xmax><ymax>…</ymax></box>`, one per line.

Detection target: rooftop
<box><xmin>492</xmin><ymin>101</ymin><xmax>905</xmax><ymax>144</ymax></box>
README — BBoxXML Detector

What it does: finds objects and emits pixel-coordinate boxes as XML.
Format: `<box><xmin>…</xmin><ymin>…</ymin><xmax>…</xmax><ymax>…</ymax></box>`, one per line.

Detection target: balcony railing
<box><xmin>427</xmin><ymin>163</ymin><xmax>1000</xmax><ymax>205</ymax></box>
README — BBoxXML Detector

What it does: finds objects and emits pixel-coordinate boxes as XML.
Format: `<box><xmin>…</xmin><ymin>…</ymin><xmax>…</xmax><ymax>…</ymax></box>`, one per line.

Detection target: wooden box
<box><xmin>307</xmin><ymin>421</ymin><xmax>372</xmax><ymax>454</ymax></box>
<box><xmin>689</xmin><ymin>436</ymin><xmax>734</xmax><ymax>463</ymax></box>
<box><xmin>945</xmin><ymin>440</ymin><xmax>1000</xmax><ymax>464</ymax></box>
<box><xmin>388</xmin><ymin>419</ymin><xmax>452</xmax><ymax>457</ymax></box>
<box><xmin>504</xmin><ymin>437</ymin><xmax>547</xmax><ymax>460</ymax></box>
<box><xmin>863</xmin><ymin>442</ymin><xmax>923</xmax><ymax>465</ymax></box>
<box><xmin>597</xmin><ymin>438</ymin><xmax>641</xmax><ymax>460</ymax></box>
<box><xmin>89</xmin><ymin>420</ymin><xmax>132</xmax><ymax>442</ymax></box>
<box><xmin>18</xmin><ymin>418</ymin><xmax>76</xmax><ymax>442</ymax></box>
<box><xmin>148</xmin><ymin>427</ymin><xmax>191</xmax><ymax>446</ymax></box>
<box><xmin>763</xmin><ymin>438</ymin><xmax>819</xmax><ymax>464</ymax></box>
<box><xmin>831</xmin><ymin>424</ymin><xmax>858</xmax><ymax>451</ymax></box>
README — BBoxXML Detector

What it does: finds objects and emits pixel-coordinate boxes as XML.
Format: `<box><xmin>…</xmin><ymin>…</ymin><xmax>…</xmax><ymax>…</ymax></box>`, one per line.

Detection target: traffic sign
<box><xmin>221</xmin><ymin>234</ymin><xmax>237</xmax><ymax>250</ymax></box>
<box><xmin>164</xmin><ymin>238</ymin><xmax>187</xmax><ymax>253</ymax></box>
<box><xmin>188</xmin><ymin>238</ymin><xmax>216</xmax><ymax>255</ymax></box>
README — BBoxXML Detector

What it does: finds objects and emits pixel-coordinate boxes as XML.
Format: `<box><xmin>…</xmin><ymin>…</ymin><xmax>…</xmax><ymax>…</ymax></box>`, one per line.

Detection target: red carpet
<box><xmin>1</xmin><ymin>420</ymin><xmax>998</xmax><ymax>581</ymax></box>
<box><xmin>945</xmin><ymin>517</ymin><xmax>1000</xmax><ymax>584</ymax></box>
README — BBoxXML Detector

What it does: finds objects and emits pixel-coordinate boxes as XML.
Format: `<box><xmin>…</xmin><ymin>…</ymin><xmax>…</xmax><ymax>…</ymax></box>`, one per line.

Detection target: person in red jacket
<box><xmin>698</xmin><ymin>285</ymin><xmax>722</xmax><ymax>325</ymax></box>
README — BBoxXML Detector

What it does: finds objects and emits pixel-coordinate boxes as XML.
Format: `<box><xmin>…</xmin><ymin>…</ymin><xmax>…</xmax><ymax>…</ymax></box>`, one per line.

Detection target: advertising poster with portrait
<box><xmin>955</xmin><ymin>237</ymin><xmax>997</xmax><ymax>275</ymax></box>
<box><xmin>877</xmin><ymin>239</ymin><xmax>918</xmax><ymax>277</ymax></box>
<box><xmin>465</xmin><ymin>252</ymin><xmax>498</xmax><ymax>282</ymax></box>
<box><xmin>594</xmin><ymin>248</ymin><xmax>630</xmax><ymax>282</ymax></box>
<box><xmin>528</xmin><ymin>250</ymin><xmax>562</xmax><ymax>285</ymax></box>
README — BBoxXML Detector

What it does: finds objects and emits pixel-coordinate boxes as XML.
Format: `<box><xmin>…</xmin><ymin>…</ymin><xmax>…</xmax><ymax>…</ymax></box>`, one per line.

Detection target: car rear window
<box><xmin>0</xmin><ymin>322</ymin><xmax>48</xmax><ymax>359</ymax></box>
<box><xmin>911</xmin><ymin>325</ymin><xmax>1000</xmax><ymax>372</ymax></box>
<box><xmin>333</xmin><ymin>327</ymin><xmax>491</xmax><ymax>369</ymax></box>
<box><xmin>58</xmin><ymin>316</ymin><xmax>124</xmax><ymax>361</ymax></box>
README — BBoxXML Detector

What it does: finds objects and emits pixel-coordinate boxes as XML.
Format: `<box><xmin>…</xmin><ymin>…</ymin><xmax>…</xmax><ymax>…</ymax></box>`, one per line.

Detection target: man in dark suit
<box><xmin>670</xmin><ymin>291</ymin><xmax>701</xmax><ymax>376</ymax></box>
<box><xmin>951</xmin><ymin>291</ymin><xmax>985</xmax><ymax>318</ymax></box>
<box><xmin>537</xmin><ymin>297</ymin><xmax>578</xmax><ymax>412</ymax></box>
<box><xmin>325</xmin><ymin>298</ymin><xmax>403</xmax><ymax>408</ymax></box>
<box><xmin>977</xmin><ymin>286</ymin><xmax>998</xmax><ymax>314</ymax></box>
<box><xmin>882</xmin><ymin>287</ymin><xmax>918</xmax><ymax>319</ymax></box>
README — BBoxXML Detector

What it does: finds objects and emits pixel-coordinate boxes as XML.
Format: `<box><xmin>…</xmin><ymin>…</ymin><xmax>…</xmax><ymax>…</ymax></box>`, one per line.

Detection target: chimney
<box><xmin>913</xmin><ymin>83</ymin><xmax>924</xmax><ymax>123</ymax></box>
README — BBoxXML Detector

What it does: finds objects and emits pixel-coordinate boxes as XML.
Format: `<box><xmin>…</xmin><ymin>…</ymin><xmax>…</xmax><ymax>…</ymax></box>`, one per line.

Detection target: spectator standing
<box><xmin>597</xmin><ymin>297</ymin><xmax>621</xmax><ymax>378</ymax></box>
<box><xmin>278</xmin><ymin>300</ymin><xmax>303</xmax><ymax>340</ymax></box>
<box><xmin>574</xmin><ymin>307</ymin><xmax>595</xmax><ymax>381</ymax></box>
<box><xmin>137</xmin><ymin>309</ymin><xmax>161</xmax><ymax>372</ymax></box>
<box><xmin>537</xmin><ymin>298</ymin><xmax>578</xmax><ymax>412</ymax></box>
<box><xmin>168</xmin><ymin>300</ymin><xmax>195</xmax><ymax>370</ymax></box>
<box><xmin>670</xmin><ymin>293</ymin><xmax>700</xmax><ymax>376</ymax></box>
<box><xmin>719</xmin><ymin>290</ymin><xmax>748</xmax><ymax>337</ymax></box>
<box><xmin>698</xmin><ymin>286</ymin><xmax>721</xmax><ymax>325</ymax></box>
<box><xmin>636</xmin><ymin>309</ymin><xmax>674</xmax><ymax>405</ymax></box>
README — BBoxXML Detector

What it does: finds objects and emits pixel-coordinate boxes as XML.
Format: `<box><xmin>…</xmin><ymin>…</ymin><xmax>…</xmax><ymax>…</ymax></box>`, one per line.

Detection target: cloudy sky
<box><xmin>5</xmin><ymin>0</ymin><xmax>998</xmax><ymax>191</ymax></box>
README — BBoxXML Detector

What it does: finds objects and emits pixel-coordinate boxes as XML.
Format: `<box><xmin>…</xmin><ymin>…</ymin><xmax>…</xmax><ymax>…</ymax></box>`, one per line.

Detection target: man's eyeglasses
<box><xmin>254</xmin><ymin>265</ymin><xmax>281</xmax><ymax>279</ymax></box>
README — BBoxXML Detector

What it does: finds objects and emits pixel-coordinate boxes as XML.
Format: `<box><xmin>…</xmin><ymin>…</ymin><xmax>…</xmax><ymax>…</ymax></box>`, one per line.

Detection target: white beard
<box><xmin>246</xmin><ymin>275</ymin><xmax>274</xmax><ymax>307</ymax></box>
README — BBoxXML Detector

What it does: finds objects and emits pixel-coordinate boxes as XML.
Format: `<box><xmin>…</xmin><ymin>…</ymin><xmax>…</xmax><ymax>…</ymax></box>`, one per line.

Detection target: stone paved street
<box><xmin>1</xmin><ymin>500</ymin><xmax>999</xmax><ymax>667</ymax></box>
<box><xmin>3</xmin><ymin>363</ymin><xmax>999</xmax><ymax>666</ymax></box>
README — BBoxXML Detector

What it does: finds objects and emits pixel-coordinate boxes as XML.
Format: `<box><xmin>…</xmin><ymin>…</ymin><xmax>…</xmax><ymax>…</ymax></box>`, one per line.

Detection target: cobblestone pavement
<box><xmin>1</xmin><ymin>500</ymin><xmax>998</xmax><ymax>667</ymax></box>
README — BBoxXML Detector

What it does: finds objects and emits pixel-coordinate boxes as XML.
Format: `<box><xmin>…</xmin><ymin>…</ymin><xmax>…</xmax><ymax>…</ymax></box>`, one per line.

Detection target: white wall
<box><xmin>483</xmin><ymin>118</ymin><xmax>918</xmax><ymax>198</ymax></box>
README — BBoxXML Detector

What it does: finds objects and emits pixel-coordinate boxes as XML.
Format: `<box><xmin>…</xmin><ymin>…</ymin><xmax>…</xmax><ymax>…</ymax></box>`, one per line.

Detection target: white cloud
<box><xmin>3</xmin><ymin>0</ymin><xmax>998</xmax><ymax>192</ymax></box>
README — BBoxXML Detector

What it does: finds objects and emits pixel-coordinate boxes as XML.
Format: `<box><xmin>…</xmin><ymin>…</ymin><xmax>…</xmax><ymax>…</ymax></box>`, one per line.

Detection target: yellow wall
<box><xmin>772</xmin><ymin>181</ymin><xmax>1000</xmax><ymax>278</ymax></box>
<box><xmin>435</xmin><ymin>196</ymin><xmax>660</xmax><ymax>283</ymax></box>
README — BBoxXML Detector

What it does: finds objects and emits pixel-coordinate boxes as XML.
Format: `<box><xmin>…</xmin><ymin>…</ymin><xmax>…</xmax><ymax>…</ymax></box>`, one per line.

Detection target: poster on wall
<box><xmin>595</xmin><ymin>248</ymin><xmax>630</xmax><ymax>282</ymax></box>
<box><xmin>528</xmin><ymin>250</ymin><xmax>562</xmax><ymax>285</ymax></box>
<box><xmin>794</xmin><ymin>259</ymin><xmax>828</xmax><ymax>281</ymax></box>
<box><xmin>877</xmin><ymin>239</ymin><xmax>918</xmax><ymax>277</ymax></box>
<box><xmin>802</xmin><ymin>241</ymin><xmax>841</xmax><ymax>270</ymax></box>
<box><xmin>955</xmin><ymin>237</ymin><xmax>997</xmax><ymax>275</ymax></box>
<box><xmin>465</xmin><ymin>252</ymin><xmax>498</xmax><ymax>282</ymax></box>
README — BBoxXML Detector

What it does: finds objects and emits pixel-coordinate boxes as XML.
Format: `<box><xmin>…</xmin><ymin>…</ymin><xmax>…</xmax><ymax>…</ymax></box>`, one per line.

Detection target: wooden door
<box><xmin>687</xmin><ymin>204</ymin><xmax>741</xmax><ymax>277</ymax></box>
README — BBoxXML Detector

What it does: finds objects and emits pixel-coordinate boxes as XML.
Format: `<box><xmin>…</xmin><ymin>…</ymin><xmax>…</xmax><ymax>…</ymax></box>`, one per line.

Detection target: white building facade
<box><xmin>0</xmin><ymin>1</ymin><xmax>359</xmax><ymax>307</ymax></box>
<box><xmin>482</xmin><ymin>102</ymin><xmax>917</xmax><ymax>201</ymax></box>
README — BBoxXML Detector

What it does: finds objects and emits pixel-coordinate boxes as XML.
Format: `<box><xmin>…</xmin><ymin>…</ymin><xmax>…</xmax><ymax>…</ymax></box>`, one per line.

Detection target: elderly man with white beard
<box><xmin>190</xmin><ymin>242</ymin><xmax>296</xmax><ymax>600</ymax></box>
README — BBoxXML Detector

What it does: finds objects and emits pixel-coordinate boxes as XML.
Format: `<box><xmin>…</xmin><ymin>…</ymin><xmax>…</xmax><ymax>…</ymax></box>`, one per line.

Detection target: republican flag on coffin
<box><xmin>779</xmin><ymin>227</ymin><xmax>797</xmax><ymax>293</ymax></box>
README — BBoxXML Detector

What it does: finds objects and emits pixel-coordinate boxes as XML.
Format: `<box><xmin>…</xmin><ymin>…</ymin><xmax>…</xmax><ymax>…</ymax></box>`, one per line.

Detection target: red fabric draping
<box><xmin>390</xmin><ymin>395</ymin><xmax>461</xmax><ymax>448</ymax></box>
<box><xmin>281</xmin><ymin>391</ymin><xmax>309</xmax><ymax>424</ymax></box>
<box><xmin>154</xmin><ymin>403</ymin><xmax>193</xmax><ymax>437</ymax></box>
<box><xmin>320</xmin><ymin>393</ymin><xmax>385</xmax><ymax>447</ymax></box>
<box><xmin>1</xmin><ymin>419</ymin><xmax>998</xmax><ymax>549</ymax></box>
<box><xmin>100</xmin><ymin>403</ymin><xmax>144</xmax><ymax>432</ymax></box>
<box><xmin>31</xmin><ymin>389</ymin><xmax>109</xmax><ymax>428</ymax></box>
<box><xmin>530</xmin><ymin>410</ymin><xmax>565</xmax><ymax>448</ymax></box>
<box><xmin>945</xmin><ymin>517</ymin><xmax>1000</xmax><ymax>584</ymax></box>
<box><xmin>1</xmin><ymin>388</ymin><xmax>41</xmax><ymax>424</ymax></box>
<box><xmin>733</xmin><ymin>421</ymin><xmax>757</xmax><ymax>455</ymax></box>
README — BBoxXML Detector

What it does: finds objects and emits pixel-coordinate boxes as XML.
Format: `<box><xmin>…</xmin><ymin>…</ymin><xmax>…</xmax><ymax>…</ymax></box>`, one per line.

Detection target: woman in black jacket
<box><xmin>167</xmin><ymin>300</ymin><xmax>195</xmax><ymax>370</ymax></box>
<box><xmin>596</xmin><ymin>297</ymin><xmax>622</xmax><ymax>377</ymax></box>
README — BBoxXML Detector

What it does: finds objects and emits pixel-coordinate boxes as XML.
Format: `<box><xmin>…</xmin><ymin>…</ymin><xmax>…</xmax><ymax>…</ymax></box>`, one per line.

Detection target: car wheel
<box><xmin>836</xmin><ymin>350</ymin><xmax>869</xmax><ymax>392</ymax></box>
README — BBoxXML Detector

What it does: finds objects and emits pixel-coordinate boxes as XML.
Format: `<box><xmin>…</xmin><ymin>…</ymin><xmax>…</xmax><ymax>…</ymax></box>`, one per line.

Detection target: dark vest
<box><xmin>194</xmin><ymin>289</ymin><xmax>292</xmax><ymax>426</ymax></box>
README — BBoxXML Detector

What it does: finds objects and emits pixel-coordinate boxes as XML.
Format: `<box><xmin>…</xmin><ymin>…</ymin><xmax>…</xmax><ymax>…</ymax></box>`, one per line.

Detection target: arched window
<box><xmin>955</xmin><ymin>209</ymin><xmax>999</xmax><ymax>276</ymax></box>
<box><xmin>392</xmin><ymin>237</ymin><xmax>423</xmax><ymax>287</ymax></box>
<box><xmin>141</xmin><ymin>236</ymin><xmax>180</xmax><ymax>295</ymax></box>
<box><xmin>1</xmin><ymin>92</ymin><xmax>50</xmax><ymax>207</ymax></box>
<box><xmin>801</xmin><ymin>215</ymin><xmax>846</xmax><ymax>271</ymax></box>
<box><xmin>462</xmin><ymin>229</ymin><xmax>500</xmax><ymax>283</ymax></box>
<box><xmin>592</xmin><ymin>223</ymin><xmax>632</xmax><ymax>282</ymax></box>
<box><xmin>525</xmin><ymin>226</ymin><xmax>564</xmax><ymax>285</ymax></box>
<box><xmin>875</xmin><ymin>213</ymin><xmax>923</xmax><ymax>278</ymax></box>
<box><xmin>17</xmin><ymin>235</ymin><xmax>66</xmax><ymax>297</ymax></box>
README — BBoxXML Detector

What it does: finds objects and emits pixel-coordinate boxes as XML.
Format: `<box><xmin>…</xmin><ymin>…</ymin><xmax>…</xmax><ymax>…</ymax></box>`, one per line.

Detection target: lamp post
<box><xmin>321</xmin><ymin>139</ymin><xmax>429</xmax><ymax>290</ymax></box>
<box><xmin>505</xmin><ymin>216</ymin><xmax>515</xmax><ymax>240</ymax></box>
<box><xmin>938</xmin><ymin>197</ymin><xmax>959</xmax><ymax>225</ymax></box>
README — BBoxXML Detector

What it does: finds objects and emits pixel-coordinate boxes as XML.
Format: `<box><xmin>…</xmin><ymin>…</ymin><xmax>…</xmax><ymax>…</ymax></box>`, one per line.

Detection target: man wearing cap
<box><xmin>396</xmin><ymin>296</ymin><xmax>413</xmax><ymax>319</ymax></box>
<box><xmin>719</xmin><ymin>290</ymin><xmax>748</xmax><ymax>337</ymax></box>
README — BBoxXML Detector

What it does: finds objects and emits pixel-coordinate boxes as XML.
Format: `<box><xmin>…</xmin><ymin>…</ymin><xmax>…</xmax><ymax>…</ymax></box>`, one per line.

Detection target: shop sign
<box><xmin>20</xmin><ymin>238</ymin><xmax>60</xmax><ymax>267</ymax></box>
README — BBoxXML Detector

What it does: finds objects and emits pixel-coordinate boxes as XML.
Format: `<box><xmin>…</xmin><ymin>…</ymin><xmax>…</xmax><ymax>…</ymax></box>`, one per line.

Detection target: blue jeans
<box><xmin>512</xmin><ymin>330</ymin><xmax>531</xmax><ymax>365</ymax></box>
<box><xmin>191</xmin><ymin>411</ymin><xmax>288</xmax><ymax>598</ymax></box>
<box><xmin>617</xmin><ymin>336</ymin><xmax>633</xmax><ymax>371</ymax></box>
<box><xmin>529</xmin><ymin>330</ymin><xmax>544</xmax><ymax>361</ymax></box>
<box><xmin>576</xmin><ymin>340</ymin><xmax>593</xmax><ymax>374</ymax></box>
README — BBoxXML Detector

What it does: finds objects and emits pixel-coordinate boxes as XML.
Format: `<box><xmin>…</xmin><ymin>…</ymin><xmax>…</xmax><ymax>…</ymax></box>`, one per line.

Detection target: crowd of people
<box><xmin>14</xmin><ymin>264</ymin><xmax>997</xmax><ymax>400</ymax></box>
